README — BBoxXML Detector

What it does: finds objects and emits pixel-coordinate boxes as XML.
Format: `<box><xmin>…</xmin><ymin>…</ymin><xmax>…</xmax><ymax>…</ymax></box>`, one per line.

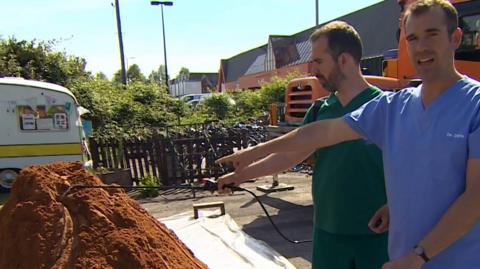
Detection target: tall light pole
<box><xmin>150</xmin><ymin>1</ymin><xmax>173</xmax><ymax>93</ymax></box>
<box><xmin>114</xmin><ymin>0</ymin><xmax>127</xmax><ymax>85</ymax></box>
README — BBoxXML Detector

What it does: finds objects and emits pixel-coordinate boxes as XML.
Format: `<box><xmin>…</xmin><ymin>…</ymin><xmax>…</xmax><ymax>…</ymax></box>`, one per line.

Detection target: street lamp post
<box><xmin>114</xmin><ymin>0</ymin><xmax>127</xmax><ymax>85</ymax></box>
<box><xmin>150</xmin><ymin>1</ymin><xmax>173</xmax><ymax>93</ymax></box>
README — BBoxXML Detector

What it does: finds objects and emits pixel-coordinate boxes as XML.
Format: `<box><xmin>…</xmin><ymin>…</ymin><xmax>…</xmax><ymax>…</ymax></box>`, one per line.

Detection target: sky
<box><xmin>1</xmin><ymin>0</ymin><xmax>382</xmax><ymax>79</ymax></box>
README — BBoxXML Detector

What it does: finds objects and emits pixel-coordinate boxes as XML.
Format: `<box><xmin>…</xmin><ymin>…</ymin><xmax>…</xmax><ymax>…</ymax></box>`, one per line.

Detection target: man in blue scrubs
<box><xmin>216</xmin><ymin>0</ymin><xmax>480</xmax><ymax>268</ymax></box>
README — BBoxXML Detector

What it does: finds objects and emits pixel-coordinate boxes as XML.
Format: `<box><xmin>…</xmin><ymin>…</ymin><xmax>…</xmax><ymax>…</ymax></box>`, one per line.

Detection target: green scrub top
<box><xmin>303</xmin><ymin>86</ymin><xmax>387</xmax><ymax>234</ymax></box>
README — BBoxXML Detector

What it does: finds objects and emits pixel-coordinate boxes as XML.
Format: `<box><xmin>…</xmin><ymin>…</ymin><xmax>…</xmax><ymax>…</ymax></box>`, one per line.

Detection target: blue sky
<box><xmin>1</xmin><ymin>0</ymin><xmax>382</xmax><ymax>78</ymax></box>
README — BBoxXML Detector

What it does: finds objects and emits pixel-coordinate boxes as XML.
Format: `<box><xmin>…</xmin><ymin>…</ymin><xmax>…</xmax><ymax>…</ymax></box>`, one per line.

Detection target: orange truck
<box><xmin>271</xmin><ymin>0</ymin><xmax>480</xmax><ymax>127</ymax></box>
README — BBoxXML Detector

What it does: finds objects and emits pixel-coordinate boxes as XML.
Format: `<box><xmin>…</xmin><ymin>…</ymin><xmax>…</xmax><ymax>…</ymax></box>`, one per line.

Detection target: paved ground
<box><xmin>141</xmin><ymin>172</ymin><xmax>314</xmax><ymax>269</ymax></box>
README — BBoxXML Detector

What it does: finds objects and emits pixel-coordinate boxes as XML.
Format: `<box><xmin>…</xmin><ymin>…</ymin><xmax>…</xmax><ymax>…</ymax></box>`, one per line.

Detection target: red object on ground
<box><xmin>0</xmin><ymin>162</ymin><xmax>208</xmax><ymax>269</ymax></box>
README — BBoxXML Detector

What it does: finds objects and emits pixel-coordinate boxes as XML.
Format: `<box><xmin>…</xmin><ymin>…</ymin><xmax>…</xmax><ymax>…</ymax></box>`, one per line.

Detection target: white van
<box><xmin>0</xmin><ymin>78</ymin><xmax>85</xmax><ymax>191</ymax></box>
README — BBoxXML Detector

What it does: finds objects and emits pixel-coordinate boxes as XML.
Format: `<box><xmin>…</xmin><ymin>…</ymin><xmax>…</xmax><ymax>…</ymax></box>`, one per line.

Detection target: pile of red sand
<box><xmin>0</xmin><ymin>162</ymin><xmax>208</xmax><ymax>269</ymax></box>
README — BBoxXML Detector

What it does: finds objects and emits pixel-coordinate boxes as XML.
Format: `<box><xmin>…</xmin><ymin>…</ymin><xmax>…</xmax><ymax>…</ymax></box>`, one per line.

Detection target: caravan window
<box><xmin>18</xmin><ymin>105</ymin><xmax>69</xmax><ymax>131</ymax></box>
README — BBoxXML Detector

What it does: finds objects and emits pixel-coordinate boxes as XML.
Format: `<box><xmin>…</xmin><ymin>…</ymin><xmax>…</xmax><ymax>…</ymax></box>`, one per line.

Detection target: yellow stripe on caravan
<box><xmin>0</xmin><ymin>143</ymin><xmax>82</xmax><ymax>158</ymax></box>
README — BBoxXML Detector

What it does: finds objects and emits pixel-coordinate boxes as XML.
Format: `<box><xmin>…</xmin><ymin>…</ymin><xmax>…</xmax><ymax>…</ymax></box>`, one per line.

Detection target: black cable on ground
<box><xmin>226</xmin><ymin>184</ymin><xmax>312</xmax><ymax>244</ymax></box>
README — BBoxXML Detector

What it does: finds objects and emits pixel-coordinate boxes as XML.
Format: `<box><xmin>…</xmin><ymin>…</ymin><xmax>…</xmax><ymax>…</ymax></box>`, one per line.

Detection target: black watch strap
<box><xmin>413</xmin><ymin>245</ymin><xmax>430</xmax><ymax>263</ymax></box>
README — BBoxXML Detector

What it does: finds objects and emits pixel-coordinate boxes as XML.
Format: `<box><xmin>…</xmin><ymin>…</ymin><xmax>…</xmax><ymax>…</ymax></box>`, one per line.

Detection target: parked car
<box><xmin>180</xmin><ymin>93</ymin><xmax>212</xmax><ymax>106</ymax></box>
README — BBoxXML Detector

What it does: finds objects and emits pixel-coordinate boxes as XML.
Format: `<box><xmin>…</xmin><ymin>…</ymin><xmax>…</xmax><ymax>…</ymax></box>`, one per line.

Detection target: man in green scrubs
<box><xmin>217</xmin><ymin>21</ymin><xmax>389</xmax><ymax>269</ymax></box>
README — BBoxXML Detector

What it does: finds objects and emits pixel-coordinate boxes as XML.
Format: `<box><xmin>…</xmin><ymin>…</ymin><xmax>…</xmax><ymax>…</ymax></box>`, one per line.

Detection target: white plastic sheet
<box><xmin>160</xmin><ymin>210</ymin><xmax>296</xmax><ymax>269</ymax></box>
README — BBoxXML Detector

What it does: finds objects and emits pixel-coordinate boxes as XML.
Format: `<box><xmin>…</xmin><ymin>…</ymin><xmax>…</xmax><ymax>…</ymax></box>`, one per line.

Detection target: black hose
<box><xmin>226</xmin><ymin>184</ymin><xmax>312</xmax><ymax>244</ymax></box>
<box><xmin>201</xmin><ymin>127</ymin><xmax>310</xmax><ymax>243</ymax></box>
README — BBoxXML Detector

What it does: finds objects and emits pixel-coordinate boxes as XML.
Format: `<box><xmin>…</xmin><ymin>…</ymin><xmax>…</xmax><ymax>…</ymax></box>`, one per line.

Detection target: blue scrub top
<box><xmin>344</xmin><ymin>77</ymin><xmax>480</xmax><ymax>269</ymax></box>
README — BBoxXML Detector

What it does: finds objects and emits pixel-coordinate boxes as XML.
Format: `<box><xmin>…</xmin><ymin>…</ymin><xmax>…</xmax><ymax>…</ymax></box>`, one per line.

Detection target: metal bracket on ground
<box><xmin>193</xmin><ymin>201</ymin><xmax>225</xmax><ymax>219</ymax></box>
<box><xmin>256</xmin><ymin>174</ymin><xmax>294</xmax><ymax>193</ymax></box>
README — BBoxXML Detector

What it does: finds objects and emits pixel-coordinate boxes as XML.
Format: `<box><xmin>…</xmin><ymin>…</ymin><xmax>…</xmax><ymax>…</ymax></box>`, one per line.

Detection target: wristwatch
<box><xmin>413</xmin><ymin>245</ymin><xmax>430</xmax><ymax>263</ymax></box>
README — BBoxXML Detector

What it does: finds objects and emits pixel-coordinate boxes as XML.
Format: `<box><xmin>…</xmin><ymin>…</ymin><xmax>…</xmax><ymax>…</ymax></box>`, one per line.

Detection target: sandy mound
<box><xmin>0</xmin><ymin>162</ymin><xmax>208</xmax><ymax>269</ymax></box>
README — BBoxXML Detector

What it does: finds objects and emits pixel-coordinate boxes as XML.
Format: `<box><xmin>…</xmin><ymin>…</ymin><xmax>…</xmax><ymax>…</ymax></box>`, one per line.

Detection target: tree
<box><xmin>199</xmin><ymin>93</ymin><xmax>234</xmax><ymax>120</ymax></box>
<box><xmin>69</xmin><ymin>78</ymin><xmax>186</xmax><ymax>138</ymax></box>
<box><xmin>258</xmin><ymin>72</ymin><xmax>300</xmax><ymax>110</ymax></box>
<box><xmin>147</xmin><ymin>65</ymin><xmax>166</xmax><ymax>85</ymax></box>
<box><xmin>176</xmin><ymin>67</ymin><xmax>190</xmax><ymax>87</ymax></box>
<box><xmin>112</xmin><ymin>65</ymin><xmax>147</xmax><ymax>85</ymax></box>
<box><xmin>126</xmin><ymin>64</ymin><xmax>146</xmax><ymax>83</ymax></box>
<box><xmin>94</xmin><ymin>72</ymin><xmax>108</xmax><ymax>80</ymax></box>
<box><xmin>112</xmin><ymin>69</ymin><xmax>123</xmax><ymax>84</ymax></box>
<box><xmin>230</xmin><ymin>89</ymin><xmax>263</xmax><ymax>118</ymax></box>
<box><xmin>0</xmin><ymin>37</ymin><xmax>90</xmax><ymax>86</ymax></box>
<box><xmin>178</xmin><ymin>67</ymin><xmax>189</xmax><ymax>78</ymax></box>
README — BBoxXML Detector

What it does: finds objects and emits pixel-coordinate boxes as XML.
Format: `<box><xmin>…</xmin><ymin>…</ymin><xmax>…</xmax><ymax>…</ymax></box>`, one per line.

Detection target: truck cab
<box><xmin>272</xmin><ymin>0</ymin><xmax>480</xmax><ymax>128</ymax></box>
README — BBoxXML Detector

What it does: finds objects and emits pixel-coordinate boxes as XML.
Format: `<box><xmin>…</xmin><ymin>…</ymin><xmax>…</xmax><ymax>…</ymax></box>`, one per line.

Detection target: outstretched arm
<box><xmin>216</xmin><ymin>118</ymin><xmax>361</xmax><ymax>171</ymax></box>
<box><xmin>217</xmin><ymin>148</ymin><xmax>314</xmax><ymax>192</ymax></box>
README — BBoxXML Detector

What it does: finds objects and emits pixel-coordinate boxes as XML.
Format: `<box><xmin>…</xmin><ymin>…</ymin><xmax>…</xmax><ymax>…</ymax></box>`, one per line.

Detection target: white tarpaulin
<box><xmin>160</xmin><ymin>211</ymin><xmax>296</xmax><ymax>269</ymax></box>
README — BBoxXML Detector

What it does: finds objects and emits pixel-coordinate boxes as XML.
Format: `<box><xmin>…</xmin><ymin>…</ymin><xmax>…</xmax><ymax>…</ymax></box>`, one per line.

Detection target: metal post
<box><xmin>315</xmin><ymin>0</ymin><xmax>319</xmax><ymax>26</ymax></box>
<box><xmin>161</xmin><ymin>5</ymin><xmax>170</xmax><ymax>92</ymax></box>
<box><xmin>114</xmin><ymin>0</ymin><xmax>127</xmax><ymax>85</ymax></box>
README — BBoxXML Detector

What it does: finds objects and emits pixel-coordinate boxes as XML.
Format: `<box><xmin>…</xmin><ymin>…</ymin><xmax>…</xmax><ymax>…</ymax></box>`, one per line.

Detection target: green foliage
<box><xmin>147</xmin><ymin>65</ymin><xmax>166</xmax><ymax>85</ymax></box>
<box><xmin>94</xmin><ymin>166</ymin><xmax>114</xmax><ymax>174</ymax></box>
<box><xmin>179</xmin><ymin>73</ymin><xmax>299</xmax><ymax>124</ymax></box>
<box><xmin>94</xmin><ymin>72</ymin><xmax>108</xmax><ymax>80</ymax></box>
<box><xmin>112</xmin><ymin>69</ymin><xmax>124</xmax><ymax>84</ymax></box>
<box><xmin>112</xmin><ymin>64</ymin><xmax>147</xmax><ymax>85</ymax></box>
<box><xmin>197</xmin><ymin>93</ymin><xmax>235</xmax><ymax>120</ymax></box>
<box><xmin>0</xmin><ymin>36</ymin><xmax>302</xmax><ymax>137</ymax></box>
<box><xmin>126</xmin><ymin>64</ymin><xmax>146</xmax><ymax>83</ymax></box>
<box><xmin>257</xmin><ymin>72</ymin><xmax>300</xmax><ymax>110</ymax></box>
<box><xmin>230</xmin><ymin>89</ymin><xmax>263</xmax><ymax>119</ymax></box>
<box><xmin>177</xmin><ymin>67</ymin><xmax>189</xmax><ymax>77</ymax></box>
<box><xmin>139</xmin><ymin>175</ymin><xmax>161</xmax><ymax>198</ymax></box>
<box><xmin>69</xmin><ymin>77</ymin><xmax>186</xmax><ymax>139</ymax></box>
<box><xmin>180</xmin><ymin>107</ymin><xmax>212</xmax><ymax>125</ymax></box>
<box><xmin>0</xmin><ymin>37</ymin><xmax>90</xmax><ymax>87</ymax></box>
<box><xmin>69</xmin><ymin>78</ymin><xmax>117</xmax><ymax>129</ymax></box>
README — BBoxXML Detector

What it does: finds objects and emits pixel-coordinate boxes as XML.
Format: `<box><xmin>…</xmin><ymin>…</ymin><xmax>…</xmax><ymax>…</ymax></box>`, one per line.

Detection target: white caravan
<box><xmin>0</xmin><ymin>78</ymin><xmax>85</xmax><ymax>191</ymax></box>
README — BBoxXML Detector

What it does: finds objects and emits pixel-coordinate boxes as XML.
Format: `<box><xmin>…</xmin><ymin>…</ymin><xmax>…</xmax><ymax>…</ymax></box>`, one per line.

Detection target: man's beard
<box><xmin>316</xmin><ymin>66</ymin><xmax>345</xmax><ymax>93</ymax></box>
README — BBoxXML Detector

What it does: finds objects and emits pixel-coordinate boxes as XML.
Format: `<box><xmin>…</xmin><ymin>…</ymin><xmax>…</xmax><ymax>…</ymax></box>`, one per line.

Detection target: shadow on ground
<box><xmin>239</xmin><ymin>193</ymin><xmax>313</xmax><ymax>263</ymax></box>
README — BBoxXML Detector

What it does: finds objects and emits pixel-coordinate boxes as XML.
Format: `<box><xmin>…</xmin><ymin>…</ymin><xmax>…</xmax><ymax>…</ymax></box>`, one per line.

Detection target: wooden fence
<box><xmin>89</xmin><ymin>131</ymin><xmax>248</xmax><ymax>185</ymax></box>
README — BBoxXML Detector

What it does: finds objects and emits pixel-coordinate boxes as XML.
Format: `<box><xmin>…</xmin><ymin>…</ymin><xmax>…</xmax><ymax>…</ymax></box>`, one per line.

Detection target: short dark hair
<box><xmin>404</xmin><ymin>0</ymin><xmax>458</xmax><ymax>35</ymax></box>
<box><xmin>309</xmin><ymin>21</ymin><xmax>363</xmax><ymax>63</ymax></box>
